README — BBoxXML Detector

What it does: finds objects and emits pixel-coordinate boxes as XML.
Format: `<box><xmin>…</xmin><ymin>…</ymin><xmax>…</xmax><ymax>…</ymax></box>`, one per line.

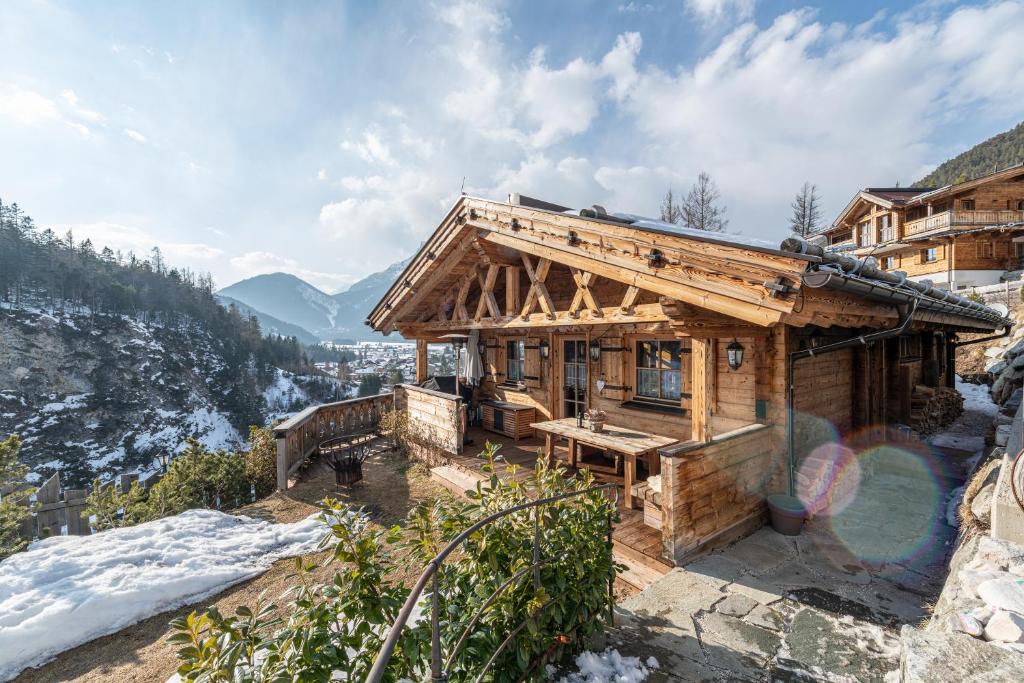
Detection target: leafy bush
<box><xmin>378</xmin><ymin>408</ymin><xmax>410</xmax><ymax>454</ymax></box>
<box><xmin>85</xmin><ymin>479</ymin><xmax>150</xmax><ymax>531</ymax></box>
<box><xmin>170</xmin><ymin>442</ymin><xmax>618</xmax><ymax>681</ymax></box>
<box><xmin>0</xmin><ymin>435</ymin><xmax>32</xmax><ymax>560</ymax></box>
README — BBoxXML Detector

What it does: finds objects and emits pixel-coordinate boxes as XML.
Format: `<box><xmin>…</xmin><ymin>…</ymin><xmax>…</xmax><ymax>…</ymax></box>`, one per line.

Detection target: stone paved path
<box><xmin>607</xmin><ymin>448</ymin><xmax>961</xmax><ymax>682</ymax></box>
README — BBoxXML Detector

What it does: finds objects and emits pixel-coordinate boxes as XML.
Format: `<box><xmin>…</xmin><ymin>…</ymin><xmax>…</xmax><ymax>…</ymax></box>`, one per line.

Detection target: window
<box><xmin>882</xmin><ymin>256</ymin><xmax>896</xmax><ymax>270</ymax></box>
<box><xmin>506</xmin><ymin>340</ymin><xmax>524</xmax><ymax>383</ymax></box>
<box><xmin>921</xmin><ymin>247</ymin><xmax>938</xmax><ymax>263</ymax></box>
<box><xmin>878</xmin><ymin>214</ymin><xmax>894</xmax><ymax>242</ymax></box>
<box><xmin>831</xmin><ymin>230</ymin><xmax>852</xmax><ymax>245</ymax></box>
<box><xmin>635</xmin><ymin>340</ymin><xmax>683</xmax><ymax>403</ymax></box>
<box><xmin>978</xmin><ymin>242</ymin><xmax>995</xmax><ymax>259</ymax></box>
<box><xmin>899</xmin><ymin>336</ymin><xmax>922</xmax><ymax>360</ymax></box>
<box><xmin>857</xmin><ymin>220</ymin><xmax>874</xmax><ymax>247</ymax></box>
<box><xmin>961</xmin><ymin>199</ymin><xmax>975</xmax><ymax>210</ymax></box>
<box><xmin>1016</xmin><ymin>199</ymin><xmax>1024</xmax><ymax>211</ymax></box>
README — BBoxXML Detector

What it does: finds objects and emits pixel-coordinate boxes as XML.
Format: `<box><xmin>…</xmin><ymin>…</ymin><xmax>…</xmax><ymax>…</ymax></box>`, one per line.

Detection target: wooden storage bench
<box><xmin>481</xmin><ymin>401</ymin><xmax>536</xmax><ymax>441</ymax></box>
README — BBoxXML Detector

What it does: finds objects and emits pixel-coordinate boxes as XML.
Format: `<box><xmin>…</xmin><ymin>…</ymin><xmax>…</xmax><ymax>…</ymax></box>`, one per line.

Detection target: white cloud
<box><xmin>123</xmin><ymin>128</ymin><xmax>148</xmax><ymax>143</ymax></box>
<box><xmin>340</xmin><ymin>129</ymin><xmax>396</xmax><ymax>166</ymax></box>
<box><xmin>59</xmin><ymin>221</ymin><xmax>222</xmax><ymax>262</ymax></box>
<box><xmin>317</xmin><ymin>168</ymin><xmax>327</xmax><ymax>181</ymax></box>
<box><xmin>685</xmin><ymin>0</ymin><xmax>757</xmax><ymax>26</ymax></box>
<box><xmin>0</xmin><ymin>84</ymin><xmax>61</xmax><ymax>125</ymax></box>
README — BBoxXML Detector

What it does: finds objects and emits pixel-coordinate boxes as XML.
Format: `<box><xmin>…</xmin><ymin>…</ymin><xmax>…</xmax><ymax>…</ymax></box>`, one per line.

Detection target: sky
<box><xmin>2</xmin><ymin>0</ymin><xmax>1024</xmax><ymax>294</ymax></box>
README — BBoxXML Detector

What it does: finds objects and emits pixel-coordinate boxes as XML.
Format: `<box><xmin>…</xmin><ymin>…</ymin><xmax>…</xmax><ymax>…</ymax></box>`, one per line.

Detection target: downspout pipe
<box><xmin>786</xmin><ymin>298</ymin><xmax>920</xmax><ymax>497</ymax></box>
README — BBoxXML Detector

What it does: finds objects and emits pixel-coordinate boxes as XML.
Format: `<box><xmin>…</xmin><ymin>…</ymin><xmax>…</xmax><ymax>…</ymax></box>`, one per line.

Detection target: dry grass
<box><xmin>13</xmin><ymin>445</ymin><xmax>449</xmax><ymax>683</ymax></box>
<box><xmin>957</xmin><ymin>457</ymin><xmax>1002</xmax><ymax>539</ymax></box>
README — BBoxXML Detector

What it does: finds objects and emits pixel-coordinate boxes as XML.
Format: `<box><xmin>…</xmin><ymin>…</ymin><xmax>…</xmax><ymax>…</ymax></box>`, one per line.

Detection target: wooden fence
<box><xmin>393</xmin><ymin>384</ymin><xmax>464</xmax><ymax>457</ymax></box>
<box><xmin>273</xmin><ymin>393</ymin><xmax>394</xmax><ymax>490</ymax></box>
<box><xmin>1</xmin><ymin>471</ymin><xmax>162</xmax><ymax>542</ymax></box>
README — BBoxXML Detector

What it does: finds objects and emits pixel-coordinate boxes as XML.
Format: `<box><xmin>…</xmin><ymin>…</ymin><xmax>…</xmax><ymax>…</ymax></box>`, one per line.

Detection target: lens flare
<box><xmin>796</xmin><ymin>441</ymin><xmax>861</xmax><ymax>517</ymax></box>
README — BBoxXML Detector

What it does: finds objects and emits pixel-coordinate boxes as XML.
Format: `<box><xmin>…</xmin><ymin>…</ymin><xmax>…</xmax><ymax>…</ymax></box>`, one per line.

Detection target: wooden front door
<box><xmin>561</xmin><ymin>338</ymin><xmax>587</xmax><ymax>419</ymax></box>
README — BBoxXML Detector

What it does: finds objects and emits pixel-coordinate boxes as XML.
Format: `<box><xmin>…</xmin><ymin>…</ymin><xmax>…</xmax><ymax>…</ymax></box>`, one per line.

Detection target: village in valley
<box><xmin>3</xmin><ymin>2</ymin><xmax>1024</xmax><ymax>683</ymax></box>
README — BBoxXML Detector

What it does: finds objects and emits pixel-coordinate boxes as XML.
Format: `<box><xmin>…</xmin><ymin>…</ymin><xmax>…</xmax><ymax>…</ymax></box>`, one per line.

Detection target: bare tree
<box><xmin>789</xmin><ymin>181</ymin><xmax>822</xmax><ymax>238</ymax></box>
<box><xmin>681</xmin><ymin>172</ymin><xmax>728</xmax><ymax>232</ymax></box>
<box><xmin>659</xmin><ymin>186</ymin><xmax>682</xmax><ymax>224</ymax></box>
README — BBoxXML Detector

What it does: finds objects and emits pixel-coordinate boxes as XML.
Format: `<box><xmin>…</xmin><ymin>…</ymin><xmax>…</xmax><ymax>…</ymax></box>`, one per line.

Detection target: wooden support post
<box><xmin>505</xmin><ymin>266</ymin><xmax>520</xmax><ymax>316</ymax></box>
<box><xmin>415</xmin><ymin>339</ymin><xmax>429</xmax><ymax>383</ymax></box>
<box><xmin>474</xmin><ymin>264</ymin><xmax>501</xmax><ymax>321</ymax></box>
<box><xmin>620</xmin><ymin>285</ymin><xmax>640</xmax><ymax>314</ymax></box>
<box><xmin>691</xmin><ymin>337</ymin><xmax>716</xmax><ymax>443</ymax></box>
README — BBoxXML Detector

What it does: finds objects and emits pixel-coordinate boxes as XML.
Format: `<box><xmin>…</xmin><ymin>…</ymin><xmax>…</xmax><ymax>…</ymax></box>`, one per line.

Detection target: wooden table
<box><xmin>529</xmin><ymin>418</ymin><xmax>678</xmax><ymax>508</ymax></box>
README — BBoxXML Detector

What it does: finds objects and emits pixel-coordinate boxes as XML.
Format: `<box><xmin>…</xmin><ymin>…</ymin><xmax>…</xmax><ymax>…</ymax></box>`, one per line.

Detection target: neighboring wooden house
<box><xmin>366</xmin><ymin>194</ymin><xmax>1010</xmax><ymax>564</ymax></box>
<box><xmin>819</xmin><ymin>164</ymin><xmax>1024</xmax><ymax>289</ymax></box>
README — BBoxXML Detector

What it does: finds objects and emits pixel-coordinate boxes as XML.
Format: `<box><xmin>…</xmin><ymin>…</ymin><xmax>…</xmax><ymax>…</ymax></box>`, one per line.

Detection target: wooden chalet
<box><xmin>366</xmin><ymin>194</ymin><xmax>1011</xmax><ymax>565</ymax></box>
<box><xmin>819</xmin><ymin>164</ymin><xmax>1024</xmax><ymax>289</ymax></box>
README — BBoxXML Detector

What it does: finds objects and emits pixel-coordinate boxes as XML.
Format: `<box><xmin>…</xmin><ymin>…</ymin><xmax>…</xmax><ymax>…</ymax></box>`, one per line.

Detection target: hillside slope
<box><xmin>0</xmin><ymin>303</ymin><xmax>336</xmax><ymax>487</ymax></box>
<box><xmin>215</xmin><ymin>294</ymin><xmax>318</xmax><ymax>344</ymax></box>
<box><xmin>917</xmin><ymin>121</ymin><xmax>1024</xmax><ymax>187</ymax></box>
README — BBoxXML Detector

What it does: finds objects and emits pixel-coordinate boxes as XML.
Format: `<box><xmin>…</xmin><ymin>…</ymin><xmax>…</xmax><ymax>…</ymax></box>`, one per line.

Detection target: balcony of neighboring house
<box><xmin>903</xmin><ymin>209</ymin><xmax>1024</xmax><ymax>238</ymax></box>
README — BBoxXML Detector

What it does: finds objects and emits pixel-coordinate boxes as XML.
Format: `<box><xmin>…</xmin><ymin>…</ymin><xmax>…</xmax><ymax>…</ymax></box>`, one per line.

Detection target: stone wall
<box><xmin>659</xmin><ymin>424</ymin><xmax>785</xmax><ymax>563</ymax></box>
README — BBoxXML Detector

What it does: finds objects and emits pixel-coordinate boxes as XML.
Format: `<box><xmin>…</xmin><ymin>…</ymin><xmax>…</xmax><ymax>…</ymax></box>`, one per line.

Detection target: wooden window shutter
<box><xmin>599</xmin><ymin>335</ymin><xmax>627</xmax><ymax>400</ymax></box>
<box><xmin>524</xmin><ymin>336</ymin><xmax>541</xmax><ymax>388</ymax></box>
<box><xmin>496</xmin><ymin>342</ymin><xmax>506</xmax><ymax>383</ymax></box>
<box><xmin>484</xmin><ymin>341</ymin><xmax>499</xmax><ymax>382</ymax></box>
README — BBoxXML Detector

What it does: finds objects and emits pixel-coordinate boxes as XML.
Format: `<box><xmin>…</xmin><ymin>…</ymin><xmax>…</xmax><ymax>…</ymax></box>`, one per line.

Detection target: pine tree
<box><xmin>681</xmin><ymin>172</ymin><xmax>728</xmax><ymax>232</ymax></box>
<box><xmin>659</xmin><ymin>187</ymin><xmax>682</xmax><ymax>224</ymax></box>
<box><xmin>789</xmin><ymin>181</ymin><xmax>822</xmax><ymax>238</ymax></box>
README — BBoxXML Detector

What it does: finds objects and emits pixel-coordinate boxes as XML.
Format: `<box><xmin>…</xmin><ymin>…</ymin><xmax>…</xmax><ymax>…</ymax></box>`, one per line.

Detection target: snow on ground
<box><xmin>263</xmin><ymin>368</ymin><xmax>310</xmax><ymax>419</ymax></box>
<box><xmin>955</xmin><ymin>375</ymin><xmax>999</xmax><ymax>417</ymax></box>
<box><xmin>552</xmin><ymin>649</ymin><xmax>658</xmax><ymax>683</ymax></box>
<box><xmin>0</xmin><ymin>510</ymin><xmax>327</xmax><ymax>682</ymax></box>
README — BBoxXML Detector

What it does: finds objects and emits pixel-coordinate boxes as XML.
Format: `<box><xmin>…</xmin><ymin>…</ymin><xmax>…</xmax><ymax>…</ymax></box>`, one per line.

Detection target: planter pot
<box><xmin>335</xmin><ymin>461</ymin><xmax>363</xmax><ymax>487</ymax></box>
<box><xmin>588</xmin><ymin>421</ymin><xmax>606</xmax><ymax>433</ymax></box>
<box><xmin>766</xmin><ymin>494</ymin><xmax>805</xmax><ymax>536</ymax></box>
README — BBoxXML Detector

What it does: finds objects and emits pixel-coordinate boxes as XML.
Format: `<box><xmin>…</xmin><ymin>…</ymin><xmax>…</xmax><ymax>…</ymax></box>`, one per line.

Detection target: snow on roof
<box><xmin>610</xmin><ymin>213</ymin><xmax>782</xmax><ymax>251</ymax></box>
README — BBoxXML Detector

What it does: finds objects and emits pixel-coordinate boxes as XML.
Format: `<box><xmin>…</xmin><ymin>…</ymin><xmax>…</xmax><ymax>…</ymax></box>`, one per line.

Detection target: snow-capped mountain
<box><xmin>218</xmin><ymin>258</ymin><xmax>411</xmax><ymax>342</ymax></box>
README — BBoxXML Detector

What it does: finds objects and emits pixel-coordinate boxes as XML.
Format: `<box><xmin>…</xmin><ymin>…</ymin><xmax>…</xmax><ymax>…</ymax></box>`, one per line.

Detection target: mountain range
<box><xmin>217</xmin><ymin>259</ymin><xmax>409</xmax><ymax>342</ymax></box>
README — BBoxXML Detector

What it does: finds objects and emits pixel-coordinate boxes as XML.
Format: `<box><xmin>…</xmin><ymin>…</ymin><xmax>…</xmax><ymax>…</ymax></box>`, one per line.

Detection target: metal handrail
<box><xmin>365</xmin><ymin>482</ymin><xmax>618</xmax><ymax>683</ymax></box>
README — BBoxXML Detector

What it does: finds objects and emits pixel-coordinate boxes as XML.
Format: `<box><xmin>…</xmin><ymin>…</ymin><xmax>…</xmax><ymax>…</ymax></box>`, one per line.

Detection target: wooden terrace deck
<box><xmin>432</xmin><ymin>427</ymin><xmax>671</xmax><ymax>589</ymax></box>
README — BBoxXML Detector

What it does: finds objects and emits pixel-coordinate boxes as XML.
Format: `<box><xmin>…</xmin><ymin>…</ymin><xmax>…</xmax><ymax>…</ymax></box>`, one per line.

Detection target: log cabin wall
<box><xmin>660</xmin><ymin>424</ymin><xmax>782</xmax><ymax>562</ymax></box>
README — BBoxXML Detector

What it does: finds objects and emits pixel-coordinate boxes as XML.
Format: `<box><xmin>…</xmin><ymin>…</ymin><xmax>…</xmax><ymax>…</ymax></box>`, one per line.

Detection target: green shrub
<box><xmin>0</xmin><ymin>435</ymin><xmax>32</xmax><ymax>560</ymax></box>
<box><xmin>169</xmin><ymin>442</ymin><xmax>618</xmax><ymax>682</ymax></box>
<box><xmin>242</xmin><ymin>426</ymin><xmax>277</xmax><ymax>499</ymax></box>
<box><xmin>147</xmin><ymin>438</ymin><xmax>250</xmax><ymax>515</ymax></box>
<box><xmin>85</xmin><ymin>479</ymin><xmax>150</xmax><ymax>531</ymax></box>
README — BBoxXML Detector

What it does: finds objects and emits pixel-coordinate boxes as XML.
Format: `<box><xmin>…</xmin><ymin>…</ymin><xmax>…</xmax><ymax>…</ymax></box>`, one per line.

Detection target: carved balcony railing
<box><xmin>273</xmin><ymin>393</ymin><xmax>393</xmax><ymax>490</ymax></box>
<box><xmin>904</xmin><ymin>209</ymin><xmax>1024</xmax><ymax>238</ymax></box>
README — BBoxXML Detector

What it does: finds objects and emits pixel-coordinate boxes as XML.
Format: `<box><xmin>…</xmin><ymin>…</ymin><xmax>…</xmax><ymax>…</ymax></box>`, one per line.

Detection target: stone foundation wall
<box><xmin>660</xmin><ymin>424</ymin><xmax>785</xmax><ymax>563</ymax></box>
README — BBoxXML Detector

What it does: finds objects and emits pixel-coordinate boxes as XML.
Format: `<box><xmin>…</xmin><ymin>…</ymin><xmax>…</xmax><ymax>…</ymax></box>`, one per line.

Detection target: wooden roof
<box><xmin>367</xmin><ymin>196</ymin><xmax>1008</xmax><ymax>336</ymax></box>
<box><xmin>906</xmin><ymin>163</ymin><xmax>1024</xmax><ymax>206</ymax></box>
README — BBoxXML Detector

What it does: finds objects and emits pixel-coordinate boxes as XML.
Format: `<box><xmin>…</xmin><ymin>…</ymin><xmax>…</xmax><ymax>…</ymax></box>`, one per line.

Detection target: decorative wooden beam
<box><xmin>473</xmin><ymin>264</ymin><xmax>501</xmax><ymax>321</ymax></box>
<box><xmin>520</xmin><ymin>254</ymin><xmax>556</xmax><ymax>320</ymax></box>
<box><xmin>569</xmin><ymin>268</ymin><xmax>602</xmax><ymax>318</ymax></box>
<box><xmin>454</xmin><ymin>269</ymin><xmax>475</xmax><ymax>321</ymax></box>
<box><xmin>482</xmin><ymin>229</ymin><xmax>782</xmax><ymax>327</ymax></box>
<box><xmin>620</xmin><ymin>285</ymin><xmax>640</xmax><ymax>314</ymax></box>
<box><xmin>396</xmin><ymin>302</ymin><xmax>671</xmax><ymax>333</ymax></box>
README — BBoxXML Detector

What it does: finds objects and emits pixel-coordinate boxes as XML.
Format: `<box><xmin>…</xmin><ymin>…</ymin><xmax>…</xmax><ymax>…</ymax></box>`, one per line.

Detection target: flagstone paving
<box><xmin>602</xmin><ymin>454</ymin><xmax>960</xmax><ymax>682</ymax></box>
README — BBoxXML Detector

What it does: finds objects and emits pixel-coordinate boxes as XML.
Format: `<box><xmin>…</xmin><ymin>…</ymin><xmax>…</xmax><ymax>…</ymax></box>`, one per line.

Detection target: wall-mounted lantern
<box><xmin>589</xmin><ymin>339</ymin><xmax>602</xmax><ymax>363</ymax></box>
<box><xmin>477</xmin><ymin>339</ymin><xmax>486</xmax><ymax>357</ymax></box>
<box><xmin>539</xmin><ymin>339</ymin><xmax>550</xmax><ymax>359</ymax></box>
<box><xmin>726</xmin><ymin>338</ymin><xmax>745</xmax><ymax>371</ymax></box>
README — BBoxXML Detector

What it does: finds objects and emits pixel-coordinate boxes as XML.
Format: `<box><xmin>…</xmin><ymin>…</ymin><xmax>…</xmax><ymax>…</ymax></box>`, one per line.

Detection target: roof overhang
<box><xmin>367</xmin><ymin>196</ymin><xmax>816</xmax><ymax>333</ymax></box>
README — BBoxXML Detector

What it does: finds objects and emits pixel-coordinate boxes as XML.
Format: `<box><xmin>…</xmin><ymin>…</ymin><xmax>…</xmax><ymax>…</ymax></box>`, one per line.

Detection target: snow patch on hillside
<box><xmin>263</xmin><ymin>368</ymin><xmax>310</xmax><ymax>419</ymax></box>
<box><xmin>0</xmin><ymin>510</ymin><xmax>327</xmax><ymax>682</ymax></box>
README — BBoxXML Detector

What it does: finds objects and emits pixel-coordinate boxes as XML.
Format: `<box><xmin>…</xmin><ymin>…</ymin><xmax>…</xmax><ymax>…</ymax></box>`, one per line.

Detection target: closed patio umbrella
<box><xmin>466</xmin><ymin>329</ymin><xmax>484</xmax><ymax>386</ymax></box>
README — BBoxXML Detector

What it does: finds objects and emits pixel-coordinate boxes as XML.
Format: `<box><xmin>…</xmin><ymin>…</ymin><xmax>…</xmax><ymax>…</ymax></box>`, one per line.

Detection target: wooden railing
<box><xmin>274</xmin><ymin>393</ymin><xmax>393</xmax><ymax>490</ymax></box>
<box><xmin>904</xmin><ymin>209</ymin><xmax>1024</xmax><ymax>237</ymax></box>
